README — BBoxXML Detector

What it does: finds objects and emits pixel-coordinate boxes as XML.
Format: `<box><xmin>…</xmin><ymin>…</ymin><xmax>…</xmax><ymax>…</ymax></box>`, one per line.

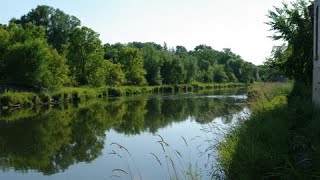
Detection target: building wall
<box><xmin>314</xmin><ymin>0</ymin><xmax>320</xmax><ymax>108</ymax></box>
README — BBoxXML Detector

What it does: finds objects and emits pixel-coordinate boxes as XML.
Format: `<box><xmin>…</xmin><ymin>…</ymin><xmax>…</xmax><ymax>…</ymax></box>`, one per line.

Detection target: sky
<box><xmin>0</xmin><ymin>0</ymin><xmax>292</xmax><ymax>65</ymax></box>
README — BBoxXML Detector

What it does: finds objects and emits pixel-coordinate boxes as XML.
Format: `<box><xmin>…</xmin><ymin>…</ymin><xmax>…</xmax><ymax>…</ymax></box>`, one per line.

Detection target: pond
<box><xmin>0</xmin><ymin>88</ymin><xmax>249</xmax><ymax>180</ymax></box>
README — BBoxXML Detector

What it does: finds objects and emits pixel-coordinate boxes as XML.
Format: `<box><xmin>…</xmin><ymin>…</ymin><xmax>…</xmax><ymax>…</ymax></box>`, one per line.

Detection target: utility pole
<box><xmin>313</xmin><ymin>0</ymin><xmax>320</xmax><ymax>108</ymax></box>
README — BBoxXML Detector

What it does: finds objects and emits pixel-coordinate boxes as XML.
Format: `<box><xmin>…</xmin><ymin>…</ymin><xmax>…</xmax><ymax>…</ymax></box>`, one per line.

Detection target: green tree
<box><xmin>67</xmin><ymin>27</ymin><xmax>106</xmax><ymax>86</ymax></box>
<box><xmin>183</xmin><ymin>56</ymin><xmax>198</xmax><ymax>83</ymax></box>
<box><xmin>3</xmin><ymin>39</ymin><xmax>54</xmax><ymax>88</ymax></box>
<box><xmin>103</xmin><ymin>61</ymin><xmax>125</xmax><ymax>86</ymax></box>
<box><xmin>0</xmin><ymin>26</ymin><xmax>10</xmax><ymax>54</ymax></box>
<box><xmin>227</xmin><ymin>59</ymin><xmax>243</xmax><ymax>82</ymax></box>
<box><xmin>175</xmin><ymin>45</ymin><xmax>197</xmax><ymax>83</ymax></box>
<box><xmin>191</xmin><ymin>45</ymin><xmax>222</xmax><ymax>82</ymax></box>
<box><xmin>241</xmin><ymin>62</ymin><xmax>255</xmax><ymax>83</ymax></box>
<box><xmin>175</xmin><ymin>45</ymin><xmax>188</xmax><ymax>56</ymax></box>
<box><xmin>49</xmin><ymin>49</ymin><xmax>70</xmax><ymax>87</ymax></box>
<box><xmin>0</xmin><ymin>26</ymin><xmax>10</xmax><ymax>81</ymax></box>
<box><xmin>211</xmin><ymin>64</ymin><xmax>229</xmax><ymax>83</ymax></box>
<box><xmin>225</xmin><ymin>65</ymin><xmax>238</xmax><ymax>82</ymax></box>
<box><xmin>267</xmin><ymin>0</ymin><xmax>312</xmax><ymax>83</ymax></box>
<box><xmin>142</xmin><ymin>45</ymin><xmax>162</xmax><ymax>85</ymax></box>
<box><xmin>161</xmin><ymin>55</ymin><xmax>185</xmax><ymax>84</ymax></box>
<box><xmin>258</xmin><ymin>64</ymin><xmax>287</xmax><ymax>82</ymax></box>
<box><xmin>117</xmin><ymin>47</ymin><xmax>147</xmax><ymax>85</ymax></box>
<box><xmin>104</xmin><ymin>43</ymin><xmax>124</xmax><ymax>63</ymax></box>
<box><xmin>11</xmin><ymin>5</ymin><xmax>81</xmax><ymax>52</ymax></box>
<box><xmin>1</xmin><ymin>23</ymin><xmax>70</xmax><ymax>88</ymax></box>
<box><xmin>9</xmin><ymin>23</ymin><xmax>46</xmax><ymax>43</ymax></box>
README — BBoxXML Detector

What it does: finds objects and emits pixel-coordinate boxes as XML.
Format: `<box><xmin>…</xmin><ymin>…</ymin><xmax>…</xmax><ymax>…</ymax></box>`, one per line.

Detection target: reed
<box><xmin>109</xmin><ymin>135</ymin><xmax>202</xmax><ymax>180</ymax></box>
<box><xmin>0</xmin><ymin>83</ymin><xmax>245</xmax><ymax>109</ymax></box>
<box><xmin>218</xmin><ymin>82</ymin><xmax>320</xmax><ymax>179</ymax></box>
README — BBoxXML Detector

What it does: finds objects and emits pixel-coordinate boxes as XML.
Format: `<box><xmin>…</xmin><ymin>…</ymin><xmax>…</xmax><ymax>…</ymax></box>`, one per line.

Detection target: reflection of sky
<box><xmin>0</xmin><ymin>94</ymin><xmax>250</xmax><ymax>180</ymax></box>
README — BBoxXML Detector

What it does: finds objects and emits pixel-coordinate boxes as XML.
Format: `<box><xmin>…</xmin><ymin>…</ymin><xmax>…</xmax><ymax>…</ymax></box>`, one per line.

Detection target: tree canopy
<box><xmin>11</xmin><ymin>5</ymin><xmax>81</xmax><ymax>52</ymax></box>
<box><xmin>266</xmin><ymin>0</ymin><xmax>312</xmax><ymax>83</ymax></box>
<box><xmin>0</xmin><ymin>5</ymin><xmax>268</xmax><ymax>89</ymax></box>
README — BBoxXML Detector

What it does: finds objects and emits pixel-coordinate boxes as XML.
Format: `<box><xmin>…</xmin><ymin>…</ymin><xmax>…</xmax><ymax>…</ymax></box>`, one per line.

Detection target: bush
<box><xmin>3</xmin><ymin>39</ymin><xmax>55</xmax><ymax>88</ymax></box>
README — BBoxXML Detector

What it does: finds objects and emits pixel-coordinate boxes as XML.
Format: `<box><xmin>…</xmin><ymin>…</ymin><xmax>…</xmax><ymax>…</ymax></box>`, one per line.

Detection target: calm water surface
<box><xmin>0</xmin><ymin>88</ymin><xmax>249</xmax><ymax>180</ymax></box>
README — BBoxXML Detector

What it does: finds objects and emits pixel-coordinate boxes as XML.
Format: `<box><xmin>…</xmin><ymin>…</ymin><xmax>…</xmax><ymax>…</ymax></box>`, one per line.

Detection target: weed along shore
<box><xmin>0</xmin><ymin>82</ymin><xmax>244</xmax><ymax>109</ymax></box>
<box><xmin>218</xmin><ymin>83</ymin><xmax>320</xmax><ymax>179</ymax></box>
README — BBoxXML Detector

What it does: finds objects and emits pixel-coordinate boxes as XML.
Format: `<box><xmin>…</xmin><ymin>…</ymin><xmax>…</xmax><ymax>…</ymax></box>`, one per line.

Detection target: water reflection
<box><xmin>0</xmin><ymin>88</ymin><xmax>247</xmax><ymax>176</ymax></box>
<box><xmin>0</xmin><ymin>102</ymin><xmax>108</xmax><ymax>175</ymax></box>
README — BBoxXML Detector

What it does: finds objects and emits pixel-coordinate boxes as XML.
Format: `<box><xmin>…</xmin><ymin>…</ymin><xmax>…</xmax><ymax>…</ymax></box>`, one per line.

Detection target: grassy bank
<box><xmin>0</xmin><ymin>82</ymin><xmax>244</xmax><ymax>108</ymax></box>
<box><xmin>218</xmin><ymin>82</ymin><xmax>320</xmax><ymax>179</ymax></box>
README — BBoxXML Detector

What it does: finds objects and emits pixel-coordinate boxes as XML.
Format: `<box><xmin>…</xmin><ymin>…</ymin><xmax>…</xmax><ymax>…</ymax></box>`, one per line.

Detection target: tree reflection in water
<box><xmin>0</xmin><ymin>88</ymin><xmax>247</xmax><ymax>175</ymax></box>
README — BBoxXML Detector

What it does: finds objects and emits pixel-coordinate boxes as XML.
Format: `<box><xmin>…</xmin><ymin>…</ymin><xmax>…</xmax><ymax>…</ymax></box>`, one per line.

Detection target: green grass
<box><xmin>0</xmin><ymin>87</ymin><xmax>107</xmax><ymax>108</ymax></box>
<box><xmin>191</xmin><ymin>82</ymin><xmax>244</xmax><ymax>90</ymax></box>
<box><xmin>53</xmin><ymin>87</ymin><xmax>108</xmax><ymax>102</ymax></box>
<box><xmin>0</xmin><ymin>91</ymin><xmax>37</xmax><ymax>107</ymax></box>
<box><xmin>0</xmin><ymin>82</ymin><xmax>245</xmax><ymax>108</ymax></box>
<box><xmin>218</xmin><ymin>82</ymin><xmax>320</xmax><ymax>179</ymax></box>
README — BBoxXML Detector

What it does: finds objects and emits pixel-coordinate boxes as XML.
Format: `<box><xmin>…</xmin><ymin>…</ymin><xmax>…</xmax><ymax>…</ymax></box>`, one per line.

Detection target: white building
<box><xmin>313</xmin><ymin>0</ymin><xmax>320</xmax><ymax>108</ymax></box>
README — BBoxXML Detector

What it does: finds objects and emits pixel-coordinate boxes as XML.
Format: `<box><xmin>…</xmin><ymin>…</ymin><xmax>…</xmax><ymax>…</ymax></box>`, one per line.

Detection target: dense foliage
<box><xmin>0</xmin><ymin>5</ymin><xmax>264</xmax><ymax>89</ymax></box>
<box><xmin>219</xmin><ymin>0</ymin><xmax>320</xmax><ymax>178</ymax></box>
<box><xmin>266</xmin><ymin>0</ymin><xmax>313</xmax><ymax>83</ymax></box>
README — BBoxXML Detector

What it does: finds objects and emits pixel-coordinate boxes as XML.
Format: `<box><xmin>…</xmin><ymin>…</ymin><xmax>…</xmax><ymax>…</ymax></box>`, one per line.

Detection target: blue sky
<box><xmin>0</xmin><ymin>0</ymin><xmax>291</xmax><ymax>65</ymax></box>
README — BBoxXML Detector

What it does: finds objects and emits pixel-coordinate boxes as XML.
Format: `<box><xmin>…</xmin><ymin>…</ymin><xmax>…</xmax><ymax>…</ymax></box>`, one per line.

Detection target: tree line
<box><xmin>0</xmin><ymin>5</ymin><xmax>274</xmax><ymax>89</ymax></box>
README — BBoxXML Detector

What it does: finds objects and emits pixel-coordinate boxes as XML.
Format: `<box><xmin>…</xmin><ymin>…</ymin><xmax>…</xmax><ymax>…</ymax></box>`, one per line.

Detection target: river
<box><xmin>0</xmin><ymin>88</ymin><xmax>249</xmax><ymax>180</ymax></box>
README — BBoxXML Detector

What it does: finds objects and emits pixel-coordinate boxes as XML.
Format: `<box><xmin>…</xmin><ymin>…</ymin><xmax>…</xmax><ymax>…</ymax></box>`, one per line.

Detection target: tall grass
<box><xmin>218</xmin><ymin>82</ymin><xmax>320</xmax><ymax>179</ymax></box>
<box><xmin>109</xmin><ymin>135</ymin><xmax>202</xmax><ymax>180</ymax></box>
<box><xmin>0</xmin><ymin>83</ymin><xmax>245</xmax><ymax>109</ymax></box>
<box><xmin>0</xmin><ymin>91</ymin><xmax>37</xmax><ymax>107</ymax></box>
<box><xmin>0</xmin><ymin>87</ymin><xmax>108</xmax><ymax>108</ymax></box>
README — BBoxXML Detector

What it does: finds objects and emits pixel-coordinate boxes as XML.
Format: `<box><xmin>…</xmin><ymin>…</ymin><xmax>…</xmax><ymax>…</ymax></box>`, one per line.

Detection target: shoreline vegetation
<box><xmin>0</xmin><ymin>82</ymin><xmax>245</xmax><ymax>109</ymax></box>
<box><xmin>213</xmin><ymin>1</ymin><xmax>320</xmax><ymax>179</ymax></box>
<box><xmin>0</xmin><ymin>5</ymin><xmax>276</xmax><ymax>113</ymax></box>
<box><xmin>218</xmin><ymin>82</ymin><xmax>320</xmax><ymax>179</ymax></box>
<box><xmin>1</xmin><ymin>0</ymin><xmax>319</xmax><ymax>179</ymax></box>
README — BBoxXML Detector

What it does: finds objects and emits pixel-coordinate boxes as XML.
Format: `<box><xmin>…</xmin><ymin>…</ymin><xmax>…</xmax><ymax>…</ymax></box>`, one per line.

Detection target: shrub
<box><xmin>0</xmin><ymin>91</ymin><xmax>35</xmax><ymax>107</ymax></box>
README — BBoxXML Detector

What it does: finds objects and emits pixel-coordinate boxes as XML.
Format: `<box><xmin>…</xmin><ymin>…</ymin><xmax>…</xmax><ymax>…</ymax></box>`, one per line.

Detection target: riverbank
<box><xmin>0</xmin><ymin>82</ymin><xmax>244</xmax><ymax>109</ymax></box>
<box><xmin>218</xmin><ymin>82</ymin><xmax>320</xmax><ymax>179</ymax></box>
